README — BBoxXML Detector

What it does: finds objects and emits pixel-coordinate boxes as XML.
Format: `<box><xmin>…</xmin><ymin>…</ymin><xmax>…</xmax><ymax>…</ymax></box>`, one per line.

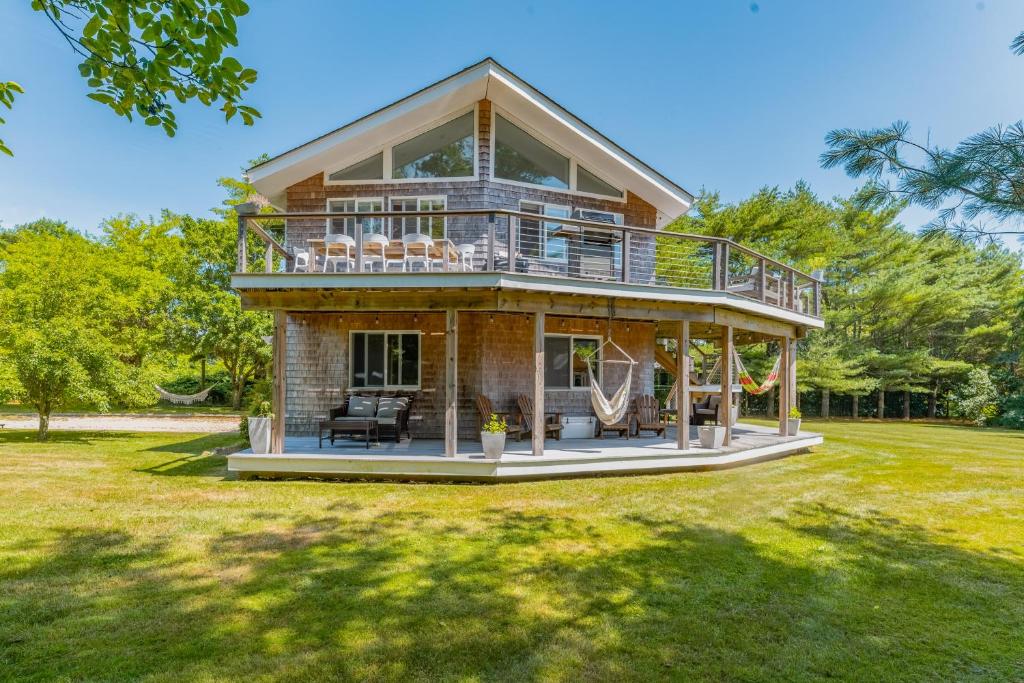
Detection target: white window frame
<box><xmin>520</xmin><ymin>200</ymin><xmax>571</xmax><ymax>263</ymax></box>
<box><xmin>389</xmin><ymin>195</ymin><xmax>448</xmax><ymax>240</ymax></box>
<box><xmin>544</xmin><ymin>333</ymin><xmax>602</xmax><ymax>390</ymax></box>
<box><xmin>324</xmin><ymin>104</ymin><xmax>479</xmax><ymax>186</ymax></box>
<box><xmin>349</xmin><ymin>330</ymin><xmax>422</xmax><ymax>390</ymax></box>
<box><xmin>326</xmin><ymin>197</ymin><xmax>385</xmax><ymax>235</ymax></box>
<box><xmin>490</xmin><ymin>105</ymin><xmax>626</xmax><ymax>203</ymax></box>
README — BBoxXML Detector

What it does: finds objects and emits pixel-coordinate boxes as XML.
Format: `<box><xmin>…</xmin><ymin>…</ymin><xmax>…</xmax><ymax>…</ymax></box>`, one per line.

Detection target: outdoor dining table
<box><xmin>306</xmin><ymin>237</ymin><xmax>460</xmax><ymax>272</ymax></box>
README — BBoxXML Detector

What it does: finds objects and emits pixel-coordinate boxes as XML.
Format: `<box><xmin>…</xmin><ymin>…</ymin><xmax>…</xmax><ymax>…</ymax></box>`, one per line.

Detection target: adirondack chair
<box><xmin>634</xmin><ymin>394</ymin><xmax>667</xmax><ymax>437</ymax></box>
<box><xmin>516</xmin><ymin>394</ymin><xmax>563</xmax><ymax>441</ymax></box>
<box><xmin>476</xmin><ymin>395</ymin><xmax>524</xmax><ymax>441</ymax></box>
<box><xmin>595</xmin><ymin>408</ymin><xmax>635</xmax><ymax>439</ymax></box>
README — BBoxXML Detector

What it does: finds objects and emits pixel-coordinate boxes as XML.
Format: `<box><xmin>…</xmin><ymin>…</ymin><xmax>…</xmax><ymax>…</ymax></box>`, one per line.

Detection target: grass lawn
<box><xmin>0</xmin><ymin>421</ymin><xmax>1021</xmax><ymax>681</ymax></box>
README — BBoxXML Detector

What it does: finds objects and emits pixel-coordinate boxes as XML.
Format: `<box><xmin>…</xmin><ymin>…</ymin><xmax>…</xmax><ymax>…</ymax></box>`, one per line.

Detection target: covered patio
<box><xmin>228</xmin><ymin>422</ymin><xmax>822</xmax><ymax>482</ymax></box>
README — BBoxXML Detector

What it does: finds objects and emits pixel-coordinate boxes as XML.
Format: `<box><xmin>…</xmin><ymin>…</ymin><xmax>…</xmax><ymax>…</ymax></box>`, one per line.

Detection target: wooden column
<box><xmin>445</xmin><ymin>309</ymin><xmax>458</xmax><ymax>458</ymax></box>
<box><xmin>788</xmin><ymin>337</ymin><xmax>798</xmax><ymax>413</ymax></box>
<box><xmin>778</xmin><ymin>336</ymin><xmax>789</xmax><ymax>436</ymax></box>
<box><xmin>532</xmin><ymin>311</ymin><xmax>545</xmax><ymax>457</ymax></box>
<box><xmin>271</xmin><ymin>310</ymin><xmax>287</xmax><ymax>454</ymax></box>
<box><xmin>677</xmin><ymin>320</ymin><xmax>690</xmax><ymax>450</ymax></box>
<box><xmin>720</xmin><ymin>325</ymin><xmax>733</xmax><ymax>446</ymax></box>
<box><xmin>236</xmin><ymin>215</ymin><xmax>247</xmax><ymax>272</ymax></box>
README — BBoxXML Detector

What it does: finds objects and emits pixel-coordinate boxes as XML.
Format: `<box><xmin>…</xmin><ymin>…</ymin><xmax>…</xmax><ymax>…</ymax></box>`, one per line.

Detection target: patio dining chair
<box><xmin>361</xmin><ymin>233</ymin><xmax>391</xmax><ymax>272</ymax></box>
<box><xmin>323</xmin><ymin>233</ymin><xmax>356</xmax><ymax>272</ymax></box>
<box><xmin>402</xmin><ymin>233</ymin><xmax>434</xmax><ymax>272</ymax></box>
<box><xmin>456</xmin><ymin>243</ymin><xmax>476</xmax><ymax>271</ymax></box>
<box><xmin>289</xmin><ymin>246</ymin><xmax>312</xmax><ymax>273</ymax></box>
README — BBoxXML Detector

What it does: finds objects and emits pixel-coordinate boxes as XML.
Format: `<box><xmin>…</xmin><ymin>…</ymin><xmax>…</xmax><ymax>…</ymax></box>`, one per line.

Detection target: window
<box><xmin>390</xmin><ymin>196</ymin><xmax>446</xmax><ymax>240</ymax></box>
<box><xmin>573</xmin><ymin>209</ymin><xmax>624</xmax><ymax>279</ymax></box>
<box><xmin>328</xmin><ymin>152</ymin><xmax>384</xmax><ymax>182</ymax></box>
<box><xmin>520</xmin><ymin>201</ymin><xmax>570</xmax><ymax>261</ymax></box>
<box><xmin>392</xmin><ymin>111</ymin><xmax>475</xmax><ymax>179</ymax></box>
<box><xmin>577</xmin><ymin>166</ymin><xmax>623</xmax><ymax>198</ymax></box>
<box><xmin>495</xmin><ymin>114</ymin><xmax>570</xmax><ymax>189</ymax></box>
<box><xmin>328</xmin><ymin>198</ymin><xmax>384</xmax><ymax>235</ymax></box>
<box><xmin>544</xmin><ymin>335</ymin><xmax>600</xmax><ymax>389</ymax></box>
<box><xmin>351</xmin><ymin>332</ymin><xmax>420</xmax><ymax>388</ymax></box>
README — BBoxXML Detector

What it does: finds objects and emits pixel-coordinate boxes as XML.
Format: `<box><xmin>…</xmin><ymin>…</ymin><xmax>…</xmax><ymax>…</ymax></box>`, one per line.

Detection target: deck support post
<box><xmin>236</xmin><ymin>215</ymin><xmax>247</xmax><ymax>272</ymax></box>
<box><xmin>720</xmin><ymin>324</ymin><xmax>733</xmax><ymax>446</ymax></box>
<box><xmin>533</xmin><ymin>311</ymin><xmax>545</xmax><ymax>457</ymax></box>
<box><xmin>788</xmin><ymin>337</ymin><xmax>797</xmax><ymax>415</ymax></box>
<box><xmin>778</xmin><ymin>335</ymin><xmax>790</xmax><ymax>436</ymax></box>
<box><xmin>271</xmin><ymin>310</ymin><xmax>287</xmax><ymax>454</ymax></box>
<box><xmin>677</xmin><ymin>320</ymin><xmax>690</xmax><ymax>450</ymax></box>
<box><xmin>445</xmin><ymin>309</ymin><xmax>458</xmax><ymax>458</ymax></box>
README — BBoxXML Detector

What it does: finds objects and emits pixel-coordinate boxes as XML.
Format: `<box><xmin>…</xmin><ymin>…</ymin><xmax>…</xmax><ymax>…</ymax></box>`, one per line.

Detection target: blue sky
<box><xmin>2</xmin><ymin>0</ymin><xmax>1023</xmax><ymax>238</ymax></box>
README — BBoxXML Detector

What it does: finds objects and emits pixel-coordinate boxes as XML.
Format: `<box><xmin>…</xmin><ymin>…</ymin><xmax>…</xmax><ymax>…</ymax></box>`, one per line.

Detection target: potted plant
<box><xmin>248</xmin><ymin>401</ymin><xmax>274</xmax><ymax>454</ymax></box>
<box><xmin>480</xmin><ymin>413</ymin><xmax>507</xmax><ymax>460</ymax></box>
<box><xmin>698</xmin><ymin>424</ymin><xmax>726</xmax><ymax>449</ymax></box>
<box><xmin>787</xmin><ymin>407</ymin><xmax>802</xmax><ymax>434</ymax></box>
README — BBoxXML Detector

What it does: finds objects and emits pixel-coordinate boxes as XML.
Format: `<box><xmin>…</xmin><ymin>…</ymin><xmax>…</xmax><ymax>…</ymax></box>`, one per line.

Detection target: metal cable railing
<box><xmin>235</xmin><ymin>208</ymin><xmax>822</xmax><ymax>317</ymax></box>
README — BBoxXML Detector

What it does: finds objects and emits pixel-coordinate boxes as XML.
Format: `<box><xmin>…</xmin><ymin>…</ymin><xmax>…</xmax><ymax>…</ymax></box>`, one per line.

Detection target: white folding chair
<box><xmin>361</xmin><ymin>233</ymin><xmax>390</xmax><ymax>272</ymax></box>
<box><xmin>402</xmin><ymin>233</ymin><xmax>434</xmax><ymax>272</ymax></box>
<box><xmin>456</xmin><ymin>243</ymin><xmax>476</xmax><ymax>271</ymax></box>
<box><xmin>323</xmin><ymin>234</ymin><xmax>356</xmax><ymax>272</ymax></box>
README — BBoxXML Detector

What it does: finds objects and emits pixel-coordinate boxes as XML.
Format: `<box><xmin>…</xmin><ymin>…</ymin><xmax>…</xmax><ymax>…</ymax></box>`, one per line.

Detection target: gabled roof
<box><xmin>247</xmin><ymin>58</ymin><xmax>694</xmax><ymax>221</ymax></box>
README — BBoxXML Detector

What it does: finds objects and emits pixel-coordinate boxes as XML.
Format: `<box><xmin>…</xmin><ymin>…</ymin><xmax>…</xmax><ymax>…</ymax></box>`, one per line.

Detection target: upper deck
<box><xmin>232</xmin><ymin>207</ymin><xmax>824</xmax><ymax>331</ymax></box>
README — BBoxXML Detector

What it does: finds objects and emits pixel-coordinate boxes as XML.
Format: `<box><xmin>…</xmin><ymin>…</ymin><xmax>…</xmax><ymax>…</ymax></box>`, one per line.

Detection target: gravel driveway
<box><xmin>0</xmin><ymin>414</ymin><xmax>240</xmax><ymax>433</ymax></box>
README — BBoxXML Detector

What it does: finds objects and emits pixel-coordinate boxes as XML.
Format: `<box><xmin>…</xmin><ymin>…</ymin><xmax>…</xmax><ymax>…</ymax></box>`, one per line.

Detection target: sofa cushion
<box><xmin>347</xmin><ymin>395</ymin><xmax>378</xmax><ymax>417</ymax></box>
<box><xmin>376</xmin><ymin>397</ymin><xmax>408</xmax><ymax>421</ymax></box>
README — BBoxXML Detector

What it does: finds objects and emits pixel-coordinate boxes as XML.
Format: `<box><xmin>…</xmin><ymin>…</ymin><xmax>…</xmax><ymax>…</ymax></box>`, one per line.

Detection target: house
<box><xmin>228</xmin><ymin>58</ymin><xmax>824</xmax><ymax>481</ymax></box>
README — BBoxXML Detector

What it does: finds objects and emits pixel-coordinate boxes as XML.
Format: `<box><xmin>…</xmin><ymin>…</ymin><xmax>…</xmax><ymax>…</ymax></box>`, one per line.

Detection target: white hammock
<box><xmin>154</xmin><ymin>384</ymin><xmax>214</xmax><ymax>406</ymax></box>
<box><xmin>586</xmin><ymin>339</ymin><xmax>636</xmax><ymax>425</ymax></box>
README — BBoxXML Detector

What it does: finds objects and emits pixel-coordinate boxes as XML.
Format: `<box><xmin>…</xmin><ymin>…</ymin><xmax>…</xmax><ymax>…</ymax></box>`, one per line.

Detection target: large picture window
<box><xmin>544</xmin><ymin>335</ymin><xmax>600</xmax><ymax>389</ymax></box>
<box><xmin>327</xmin><ymin>152</ymin><xmax>384</xmax><ymax>182</ymax></box>
<box><xmin>390</xmin><ymin>196</ymin><xmax>446</xmax><ymax>240</ymax></box>
<box><xmin>351</xmin><ymin>332</ymin><xmax>420</xmax><ymax>389</ymax></box>
<box><xmin>495</xmin><ymin>114</ymin><xmax>570</xmax><ymax>189</ymax></box>
<box><xmin>328</xmin><ymin>198</ymin><xmax>384</xmax><ymax>235</ymax></box>
<box><xmin>392</xmin><ymin>111</ymin><xmax>475</xmax><ymax>179</ymax></box>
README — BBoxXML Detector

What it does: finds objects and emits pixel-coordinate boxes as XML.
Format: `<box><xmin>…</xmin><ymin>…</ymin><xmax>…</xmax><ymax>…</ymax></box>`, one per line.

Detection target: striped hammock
<box><xmin>154</xmin><ymin>385</ymin><xmax>214</xmax><ymax>405</ymax></box>
<box><xmin>732</xmin><ymin>350</ymin><xmax>781</xmax><ymax>395</ymax></box>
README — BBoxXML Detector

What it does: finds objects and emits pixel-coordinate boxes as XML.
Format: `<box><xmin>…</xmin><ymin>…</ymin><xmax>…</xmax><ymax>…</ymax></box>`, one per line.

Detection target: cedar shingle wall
<box><xmin>285</xmin><ymin>312</ymin><xmax>655</xmax><ymax>439</ymax></box>
<box><xmin>283</xmin><ymin>98</ymin><xmax>658</xmax><ymax>253</ymax></box>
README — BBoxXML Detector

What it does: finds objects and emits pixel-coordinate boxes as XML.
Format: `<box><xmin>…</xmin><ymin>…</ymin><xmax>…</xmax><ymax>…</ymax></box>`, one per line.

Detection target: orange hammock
<box><xmin>732</xmin><ymin>349</ymin><xmax>781</xmax><ymax>395</ymax></box>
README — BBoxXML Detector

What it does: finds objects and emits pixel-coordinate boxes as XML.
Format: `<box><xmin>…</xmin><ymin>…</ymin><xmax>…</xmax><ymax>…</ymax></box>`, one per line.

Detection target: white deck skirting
<box><xmin>228</xmin><ymin>423</ymin><xmax>822</xmax><ymax>482</ymax></box>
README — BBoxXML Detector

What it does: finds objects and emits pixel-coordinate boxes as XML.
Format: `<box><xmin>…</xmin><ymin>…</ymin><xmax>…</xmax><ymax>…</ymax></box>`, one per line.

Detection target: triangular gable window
<box><xmin>495</xmin><ymin>114</ymin><xmax>569</xmax><ymax>189</ymax></box>
<box><xmin>577</xmin><ymin>166</ymin><xmax>623</xmax><ymax>198</ymax></box>
<box><xmin>328</xmin><ymin>152</ymin><xmax>384</xmax><ymax>182</ymax></box>
<box><xmin>392</xmin><ymin>111</ymin><xmax>475</xmax><ymax>179</ymax></box>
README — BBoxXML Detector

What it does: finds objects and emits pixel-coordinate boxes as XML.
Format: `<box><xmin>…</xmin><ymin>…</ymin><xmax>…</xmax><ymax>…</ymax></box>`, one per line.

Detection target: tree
<box><xmin>820</xmin><ymin>27</ymin><xmax>1024</xmax><ymax>242</ymax></box>
<box><xmin>165</xmin><ymin>165</ymin><xmax>273</xmax><ymax>409</ymax></box>
<box><xmin>0</xmin><ymin>223</ymin><xmax>152</xmax><ymax>439</ymax></box>
<box><xmin>2</xmin><ymin>0</ymin><xmax>259</xmax><ymax>155</ymax></box>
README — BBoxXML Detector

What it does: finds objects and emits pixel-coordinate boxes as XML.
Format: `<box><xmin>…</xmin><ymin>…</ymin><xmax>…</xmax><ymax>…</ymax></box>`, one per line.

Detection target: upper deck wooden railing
<box><xmin>235</xmin><ymin>207</ymin><xmax>823</xmax><ymax>318</ymax></box>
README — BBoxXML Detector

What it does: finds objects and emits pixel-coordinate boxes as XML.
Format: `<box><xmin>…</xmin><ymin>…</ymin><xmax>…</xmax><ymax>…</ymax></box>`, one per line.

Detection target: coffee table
<box><xmin>318</xmin><ymin>417</ymin><xmax>379</xmax><ymax>449</ymax></box>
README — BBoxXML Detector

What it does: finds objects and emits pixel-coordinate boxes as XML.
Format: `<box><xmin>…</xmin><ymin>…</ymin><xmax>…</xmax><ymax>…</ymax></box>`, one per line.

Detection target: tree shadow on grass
<box><xmin>0</xmin><ymin>430</ymin><xmax>127</xmax><ymax>447</ymax></box>
<box><xmin>135</xmin><ymin>434</ymin><xmax>241</xmax><ymax>478</ymax></box>
<box><xmin>2</xmin><ymin>504</ymin><xmax>1022</xmax><ymax>680</ymax></box>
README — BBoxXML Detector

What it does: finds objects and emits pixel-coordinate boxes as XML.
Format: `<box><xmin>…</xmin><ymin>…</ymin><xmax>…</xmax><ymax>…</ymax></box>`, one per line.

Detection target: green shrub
<box><xmin>950</xmin><ymin>367</ymin><xmax>998</xmax><ymax>426</ymax></box>
<box><xmin>996</xmin><ymin>394</ymin><xmax>1024</xmax><ymax>429</ymax></box>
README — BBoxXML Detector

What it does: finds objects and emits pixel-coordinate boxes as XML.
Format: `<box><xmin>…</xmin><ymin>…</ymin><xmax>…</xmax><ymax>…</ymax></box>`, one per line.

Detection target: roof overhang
<box><xmin>247</xmin><ymin>59</ymin><xmax>694</xmax><ymax>223</ymax></box>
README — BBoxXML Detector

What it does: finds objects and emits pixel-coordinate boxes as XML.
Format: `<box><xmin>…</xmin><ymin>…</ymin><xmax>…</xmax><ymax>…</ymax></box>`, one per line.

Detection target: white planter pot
<box><xmin>730</xmin><ymin>404</ymin><xmax>740</xmax><ymax>426</ymax></box>
<box><xmin>481</xmin><ymin>431</ymin><xmax>506</xmax><ymax>460</ymax></box>
<box><xmin>787</xmin><ymin>418</ymin><xmax>801</xmax><ymax>435</ymax></box>
<box><xmin>698</xmin><ymin>425</ymin><xmax>726</xmax><ymax>449</ymax></box>
<box><xmin>248</xmin><ymin>416</ymin><xmax>272</xmax><ymax>454</ymax></box>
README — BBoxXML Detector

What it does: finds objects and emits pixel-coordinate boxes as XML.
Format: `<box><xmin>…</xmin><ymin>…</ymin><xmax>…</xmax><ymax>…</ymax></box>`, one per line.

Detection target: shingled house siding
<box><xmin>282</xmin><ymin>99</ymin><xmax>658</xmax><ymax>256</ymax></box>
<box><xmin>284</xmin><ymin>312</ymin><xmax>655</xmax><ymax>438</ymax></box>
<box><xmin>280</xmin><ymin>99</ymin><xmax>661</xmax><ymax>438</ymax></box>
